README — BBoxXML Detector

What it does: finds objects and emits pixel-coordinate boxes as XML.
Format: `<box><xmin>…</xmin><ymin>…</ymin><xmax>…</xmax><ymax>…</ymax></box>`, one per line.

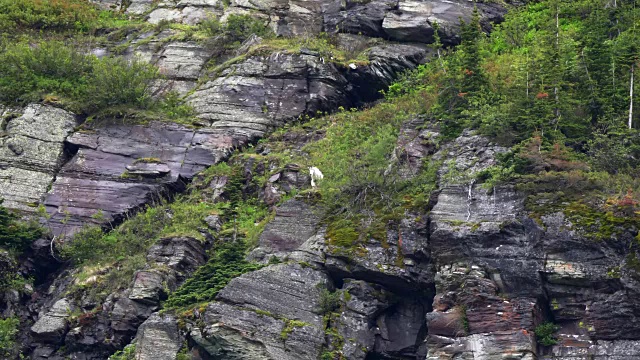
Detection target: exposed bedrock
<box><xmin>106</xmin><ymin>0</ymin><xmax>506</xmax><ymax>45</ymax></box>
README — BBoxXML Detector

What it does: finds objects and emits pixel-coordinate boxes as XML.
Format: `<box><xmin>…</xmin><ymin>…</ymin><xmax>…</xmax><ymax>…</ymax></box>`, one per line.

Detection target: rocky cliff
<box><xmin>3</xmin><ymin>1</ymin><xmax>640</xmax><ymax>360</ymax></box>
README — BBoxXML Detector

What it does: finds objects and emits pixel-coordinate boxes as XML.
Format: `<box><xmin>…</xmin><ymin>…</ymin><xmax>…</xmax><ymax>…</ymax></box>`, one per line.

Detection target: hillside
<box><xmin>1</xmin><ymin>0</ymin><xmax>640</xmax><ymax>359</ymax></box>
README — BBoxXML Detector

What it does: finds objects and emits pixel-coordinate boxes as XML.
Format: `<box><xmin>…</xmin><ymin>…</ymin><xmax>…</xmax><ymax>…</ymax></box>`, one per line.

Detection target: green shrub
<box><xmin>164</xmin><ymin>239</ymin><xmax>263</xmax><ymax>307</ymax></box>
<box><xmin>0</xmin><ymin>200</ymin><xmax>42</xmax><ymax>252</ymax></box>
<box><xmin>0</xmin><ymin>0</ymin><xmax>135</xmax><ymax>34</ymax></box>
<box><xmin>0</xmin><ymin>41</ymin><xmax>93</xmax><ymax>104</ymax></box>
<box><xmin>81</xmin><ymin>56</ymin><xmax>157</xmax><ymax>114</ymax></box>
<box><xmin>199</xmin><ymin>14</ymin><xmax>273</xmax><ymax>50</ymax></box>
<box><xmin>0</xmin><ymin>317</ymin><xmax>19</xmax><ymax>358</ymax></box>
<box><xmin>108</xmin><ymin>344</ymin><xmax>136</xmax><ymax>360</ymax></box>
<box><xmin>534</xmin><ymin>322</ymin><xmax>560</xmax><ymax>346</ymax></box>
<box><xmin>0</xmin><ymin>41</ymin><xmax>158</xmax><ymax>113</ymax></box>
<box><xmin>318</xmin><ymin>288</ymin><xmax>341</xmax><ymax>314</ymax></box>
<box><xmin>60</xmin><ymin>206</ymin><xmax>167</xmax><ymax>266</ymax></box>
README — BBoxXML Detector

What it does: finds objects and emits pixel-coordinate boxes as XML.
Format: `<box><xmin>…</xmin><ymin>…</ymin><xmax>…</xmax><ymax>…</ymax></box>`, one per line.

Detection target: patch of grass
<box><xmin>280</xmin><ymin>319</ymin><xmax>309</xmax><ymax>341</ymax></box>
<box><xmin>108</xmin><ymin>344</ymin><xmax>136</xmax><ymax>360</ymax></box>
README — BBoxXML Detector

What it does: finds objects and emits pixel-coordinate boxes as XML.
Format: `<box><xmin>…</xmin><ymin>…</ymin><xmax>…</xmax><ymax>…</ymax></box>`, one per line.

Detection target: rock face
<box><xmin>27</xmin><ymin>236</ymin><xmax>207</xmax><ymax>359</ymax></box>
<box><xmin>134</xmin><ymin>313</ymin><xmax>184</xmax><ymax>360</ymax></box>
<box><xmin>30</xmin><ymin>299</ymin><xmax>72</xmax><ymax>344</ymax></box>
<box><xmin>188</xmin><ymin>44</ymin><xmax>427</xmax><ymax>138</ymax></box>
<box><xmin>43</xmin><ymin>123</ymin><xmax>242</xmax><ymax>236</ymax></box>
<box><xmin>248</xmin><ymin>199</ymin><xmax>319</xmax><ymax>262</ymax></box>
<box><xmin>10</xmin><ymin>1</ymin><xmax>640</xmax><ymax>360</ymax></box>
<box><xmin>0</xmin><ymin>105</ymin><xmax>76</xmax><ymax>211</ymax></box>
<box><xmin>190</xmin><ymin>263</ymin><xmax>330</xmax><ymax>360</ymax></box>
<box><xmin>118</xmin><ymin>0</ymin><xmax>505</xmax><ymax>45</ymax></box>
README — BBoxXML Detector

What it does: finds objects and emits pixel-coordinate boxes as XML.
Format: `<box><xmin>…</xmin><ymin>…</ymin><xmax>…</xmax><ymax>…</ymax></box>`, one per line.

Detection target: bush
<box><xmin>108</xmin><ymin>344</ymin><xmax>136</xmax><ymax>360</ymax></box>
<box><xmin>81</xmin><ymin>56</ymin><xmax>157</xmax><ymax>113</ymax></box>
<box><xmin>0</xmin><ymin>41</ymin><xmax>158</xmax><ymax>113</ymax></box>
<box><xmin>318</xmin><ymin>288</ymin><xmax>341</xmax><ymax>314</ymax></box>
<box><xmin>534</xmin><ymin>322</ymin><xmax>560</xmax><ymax>346</ymax></box>
<box><xmin>200</xmin><ymin>14</ymin><xmax>273</xmax><ymax>50</ymax></box>
<box><xmin>0</xmin><ymin>0</ymin><xmax>132</xmax><ymax>34</ymax></box>
<box><xmin>60</xmin><ymin>206</ymin><xmax>168</xmax><ymax>266</ymax></box>
<box><xmin>0</xmin><ymin>200</ymin><xmax>42</xmax><ymax>252</ymax></box>
<box><xmin>164</xmin><ymin>239</ymin><xmax>263</xmax><ymax>307</ymax></box>
<box><xmin>0</xmin><ymin>317</ymin><xmax>19</xmax><ymax>358</ymax></box>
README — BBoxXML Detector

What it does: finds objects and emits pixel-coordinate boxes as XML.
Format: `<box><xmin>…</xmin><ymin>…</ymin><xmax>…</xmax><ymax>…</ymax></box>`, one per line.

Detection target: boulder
<box><xmin>31</xmin><ymin>299</ymin><xmax>72</xmax><ymax>343</ymax></box>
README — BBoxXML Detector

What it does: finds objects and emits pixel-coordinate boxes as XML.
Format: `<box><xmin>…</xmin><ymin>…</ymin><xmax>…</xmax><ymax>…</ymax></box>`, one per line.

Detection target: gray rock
<box><xmin>324</xmin><ymin>215</ymin><xmax>434</xmax><ymax>293</ymax></box>
<box><xmin>205</xmin><ymin>214</ymin><xmax>223</xmax><ymax>231</ymax></box>
<box><xmin>0</xmin><ymin>105</ymin><xmax>76</xmax><ymax>211</ymax></box>
<box><xmin>129</xmin><ymin>269</ymin><xmax>174</xmax><ymax>304</ymax></box>
<box><xmin>153</xmin><ymin>41</ymin><xmax>215</xmax><ymax>80</ymax></box>
<box><xmin>335</xmin><ymin>280</ymin><xmax>393</xmax><ymax>359</ymax></box>
<box><xmin>216</xmin><ymin>263</ymin><xmax>331</xmax><ymax>326</ymax></box>
<box><xmin>31</xmin><ymin>299</ymin><xmax>72</xmax><ymax>343</ymax></box>
<box><xmin>196</xmin><ymin>263</ymin><xmax>331</xmax><ymax>359</ymax></box>
<box><xmin>248</xmin><ymin>199</ymin><xmax>320</xmax><ymax>262</ymax></box>
<box><xmin>134</xmin><ymin>313</ymin><xmax>184</xmax><ymax>360</ymax></box>
<box><xmin>147</xmin><ymin>236</ymin><xmax>208</xmax><ymax>278</ymax></box>
<box><xmin>426</xmin><ymin>331</ymin><xmax>536</xmax><ymax>360</ymax></box>
<box><xmin>374</xmin><ymin>296</ymin><xmax>429</xmax><ymax>357</ymax></box>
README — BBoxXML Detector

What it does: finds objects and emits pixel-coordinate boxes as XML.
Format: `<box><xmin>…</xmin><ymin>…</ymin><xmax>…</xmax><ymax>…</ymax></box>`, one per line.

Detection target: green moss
<box><xmin>280</xmin><ymin>319</ymin><xmax>309</xmax><ymax>341</ymax></box>
<box><xmin>326</xmin><ymin>219</ymin><xmax>359</xmax><ymax>248</ymax></box>
<box><xmin>133</xmin><ymin>157</ymin><xmax>162</xmax><ymax>164</ymax></box>
<box><xmin>564</xmin><ymin>201</ymin><xmax>640</xmax><ymax>241</ymax></box>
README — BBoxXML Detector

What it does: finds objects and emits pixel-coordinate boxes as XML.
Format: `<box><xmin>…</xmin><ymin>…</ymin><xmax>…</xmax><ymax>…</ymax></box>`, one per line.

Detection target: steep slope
<box><xmin>0</xmin><ymin>1</ymin><xmax>506</xmax><ymax>359</ymax></box>
<box><xmin>3</xmin><ymin>0</ymin><xmax>640</xmax><ymax>359</ymax></box>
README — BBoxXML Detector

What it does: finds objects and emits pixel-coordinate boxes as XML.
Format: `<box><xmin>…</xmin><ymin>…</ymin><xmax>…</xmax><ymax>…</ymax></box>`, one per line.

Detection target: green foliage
<box><xmin>0</xmin><ymin>0</ymin><xmax>133</xmax><ymax>34</ymax></box>
<box><xmin>60</xmin><ymin>206</ymin><xmax>167</xmax><ymax>266</ymax></box>
<box><xmin>60</xmin><ymin>197</ymin><xmax>218</xmax><ymax>301</ymax></box>
<box><xmin>108</xmin><ymin>344</ymin><xmax>136</xmax><ymax>360</ymax></box>
<box><xmin>302</xmin><ymin>101</ymin><xmax>439</xmax><ymax>250</ymax></box>
<box><xmin>535</xmin><ymin>322</ymin><xmax>560</xmax><ymax>346</ymax></box>
<box><xmin>164</xmin><ymin>239</ymin><xmax>263</xmax><ymax>307</ymax></box>
<box><xmin>0</xmin><ymin>199</ymin><xmax>42</xmax><ymax>252</ymax></box>
<box><xmin>387</xmin><ymin>0</ymin><xmax>640</xmax><ymax>149</ymax></box>
<box><xmin>81</xmin><ymin>56</ymin><xmax>157</xmax><ymax>114</ymax></box>
<box><xmin>199</xmin><ymin>14</ymin><xmax>273</xmax><ymax>49</ymax></box>
<box><xmin>160</xmin><ymin>91</ymin><xmax>196</xmax><ymax>121</ymax></box>
<box><xmin>0</xmin><ymin>317</ymin><xmax>19</xmax><ymax>358</ymax></box>
<box><xmin>459</xmin><ymin>305</ymin><xmax>470</xmax><ymax>334</ymax></box>
<box><xmin>280</xmin><ymin>319</ymin><xmax>309</xmax><ymax>341</ymax></box>
<box><xmin>0</xmin><ymin>40</ymin><xmax>157</xmax><ymax>114</ymax></box>
<box><xmin>318</xmin><ymin>288</ymin><xmax>341</xmax><ymax>314</ymax></box>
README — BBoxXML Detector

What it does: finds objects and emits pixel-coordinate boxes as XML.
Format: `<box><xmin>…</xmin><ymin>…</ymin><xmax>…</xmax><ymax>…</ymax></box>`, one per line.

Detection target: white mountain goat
<box><xmin>309</xmin><ymin>166</ymin><xmax>324</xmax><ymax>188</ymax></box>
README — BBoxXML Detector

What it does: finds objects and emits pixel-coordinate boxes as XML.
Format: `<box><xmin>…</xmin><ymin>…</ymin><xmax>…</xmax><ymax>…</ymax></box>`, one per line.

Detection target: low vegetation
<box><xmin>0</xmin><ymin>317</ymin><xmax>19</xmax><ymax>358</ymax></box>
<box><xmin>0</xmin><ymin>0</ymin><xmax>133</xmax><ymax>34</ymax></box>
<box><xmin>164</xmin><ymin>239</ymin><xmax>263</xmax><ymax>307</ymax></box>
<box><xmin>535</xmin><ymin>322</ymin><xmax>560</xmax><ymax>346</ymax></box>
<box><xmin>0</xmin><ymin>200</ymin><xmax>42</xmax><ymax>252</ymax></box>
